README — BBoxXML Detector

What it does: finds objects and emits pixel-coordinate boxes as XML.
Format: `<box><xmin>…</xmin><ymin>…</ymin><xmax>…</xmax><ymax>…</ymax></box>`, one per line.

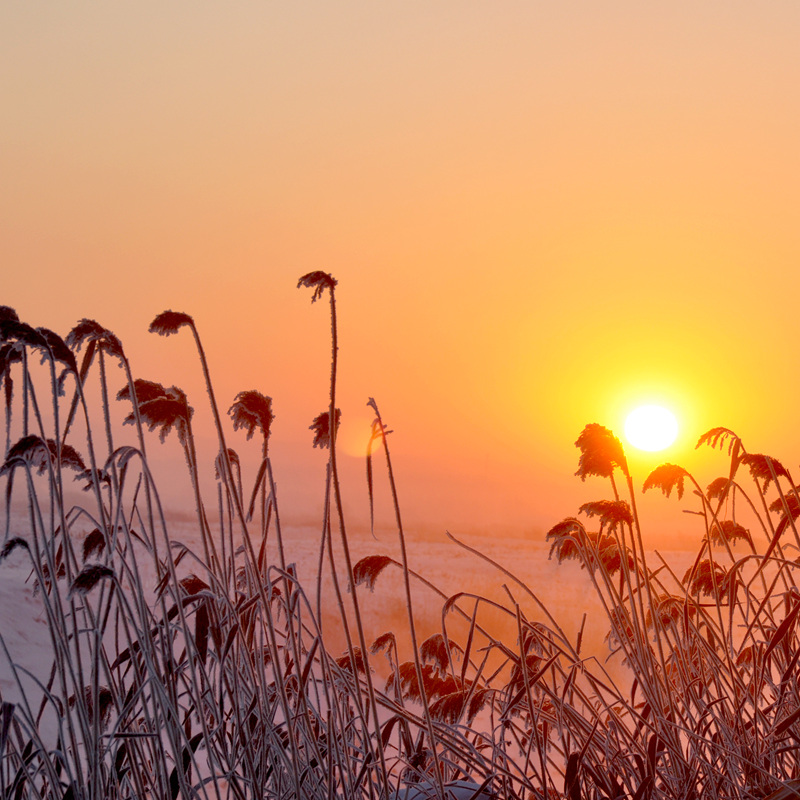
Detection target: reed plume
<box><xmin>642</xmin><ymin>463</ymin><xmax>689</xmax><ymax>500</ymax></box>
<box><xmin>309</xmin><ymin>408</ymin><xmax>341</xmax><ymax>449</ymax></box>
<box><xmin>118</xmin><ymin>380</ymin><xmax>193</xmax><ymax>444</ymax></box>
<box><xmin>574</xmin><ymin>422</ymin><xmax>628</xmax><ymax>482</ymax></box>
<box><xmin>229</xmin><ymin>390</ymin><xmax>273</xmax><ymax>442</ymax></box>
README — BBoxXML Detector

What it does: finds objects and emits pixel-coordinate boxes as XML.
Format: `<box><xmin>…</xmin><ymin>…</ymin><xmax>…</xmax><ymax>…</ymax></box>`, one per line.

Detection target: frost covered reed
<box><xmin>1</xmin><ymin>284</ymin><xmax>799</xmax><ymax>800</ymax></box>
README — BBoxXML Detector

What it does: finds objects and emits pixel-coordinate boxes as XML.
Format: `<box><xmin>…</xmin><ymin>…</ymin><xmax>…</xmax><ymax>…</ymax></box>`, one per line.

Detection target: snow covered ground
<box><xmin>0</xmin><ymin>510</ymin><xmax>697</xmax><ymax>709</ymax></box>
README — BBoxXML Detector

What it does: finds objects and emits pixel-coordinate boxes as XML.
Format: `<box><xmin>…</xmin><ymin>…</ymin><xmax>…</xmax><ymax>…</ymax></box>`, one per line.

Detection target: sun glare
<box><xmin>624</xmin><ymin>405</ymin><xmax>679</xmax><ymax>452</ymax></box>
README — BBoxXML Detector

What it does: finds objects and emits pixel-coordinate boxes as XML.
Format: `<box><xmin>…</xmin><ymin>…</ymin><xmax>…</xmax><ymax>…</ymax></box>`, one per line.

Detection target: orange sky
<box><xmin>3</xmin><ymin>3</ymin><xmax>800</xmax><ymax>547</ymax></box>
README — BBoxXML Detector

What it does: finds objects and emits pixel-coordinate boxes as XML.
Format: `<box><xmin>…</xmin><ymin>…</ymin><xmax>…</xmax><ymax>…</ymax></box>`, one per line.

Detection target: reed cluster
<box><xmin>0</xmin><ymin>279</ymin><xmax>798</xmax><ymax>800</ymax></box>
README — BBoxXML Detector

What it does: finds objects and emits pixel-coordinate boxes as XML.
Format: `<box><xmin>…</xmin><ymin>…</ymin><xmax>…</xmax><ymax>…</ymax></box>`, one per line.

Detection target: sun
<box><xmin>624</xmin><ymin>405</ymin><xmax>679</xmax><ymax>452</ymax></box>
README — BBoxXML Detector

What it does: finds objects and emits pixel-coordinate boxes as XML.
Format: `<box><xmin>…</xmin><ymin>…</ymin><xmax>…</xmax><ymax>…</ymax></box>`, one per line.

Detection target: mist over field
<box><xmin>0</xmin><ymin>506</ymin><xmax>696</xmax><ymax>707</ymax></box>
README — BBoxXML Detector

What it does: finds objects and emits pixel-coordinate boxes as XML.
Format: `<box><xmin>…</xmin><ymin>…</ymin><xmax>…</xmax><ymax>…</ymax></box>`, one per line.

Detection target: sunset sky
<box><xmin>3</xmin><ymin>3</ymin><xmax>800</xmax><ymax>546</ymax></box>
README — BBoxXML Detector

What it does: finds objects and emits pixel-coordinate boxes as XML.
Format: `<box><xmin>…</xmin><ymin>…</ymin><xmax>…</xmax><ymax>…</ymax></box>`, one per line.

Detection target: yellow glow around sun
<box><xmin>624</xmin><ymin>405</ymin><xmax>679</xmax><ymax>452</ymax></box>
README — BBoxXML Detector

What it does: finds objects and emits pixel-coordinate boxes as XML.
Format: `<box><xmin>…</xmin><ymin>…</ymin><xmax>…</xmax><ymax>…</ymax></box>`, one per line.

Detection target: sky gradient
<box><xmin>3</xmin><ymin>3</ymin><xmax>800</xmax><ymax>546</ymax></box>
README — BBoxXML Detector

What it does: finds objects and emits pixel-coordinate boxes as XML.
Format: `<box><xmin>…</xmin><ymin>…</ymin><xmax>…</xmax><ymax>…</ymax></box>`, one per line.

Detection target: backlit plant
<box><xmin>1</xmin><ymin>279</ymin><xmax>799</xmax><ymax>800</ymax></box>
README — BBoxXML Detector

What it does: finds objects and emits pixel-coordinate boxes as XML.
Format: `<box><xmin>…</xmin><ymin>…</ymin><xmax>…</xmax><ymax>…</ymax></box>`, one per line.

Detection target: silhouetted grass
<box><xmin>0</xmin><ymin>281</ymin><xmax>798</xmax><ymax>799</ymax></box>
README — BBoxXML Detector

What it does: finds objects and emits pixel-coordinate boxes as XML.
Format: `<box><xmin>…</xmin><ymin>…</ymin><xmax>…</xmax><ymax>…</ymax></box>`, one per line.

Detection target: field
<box><xmin>2</xmin><ymin>274</ymin><xmax>800</xmax><ymax>800</ymax></box>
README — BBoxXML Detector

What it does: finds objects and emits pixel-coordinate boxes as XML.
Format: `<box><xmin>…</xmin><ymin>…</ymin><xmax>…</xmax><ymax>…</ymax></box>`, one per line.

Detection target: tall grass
<box><xmin>1</xmin><ymin>286</ymin><xmax>799</xmax><ymax>799</ymax></box>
